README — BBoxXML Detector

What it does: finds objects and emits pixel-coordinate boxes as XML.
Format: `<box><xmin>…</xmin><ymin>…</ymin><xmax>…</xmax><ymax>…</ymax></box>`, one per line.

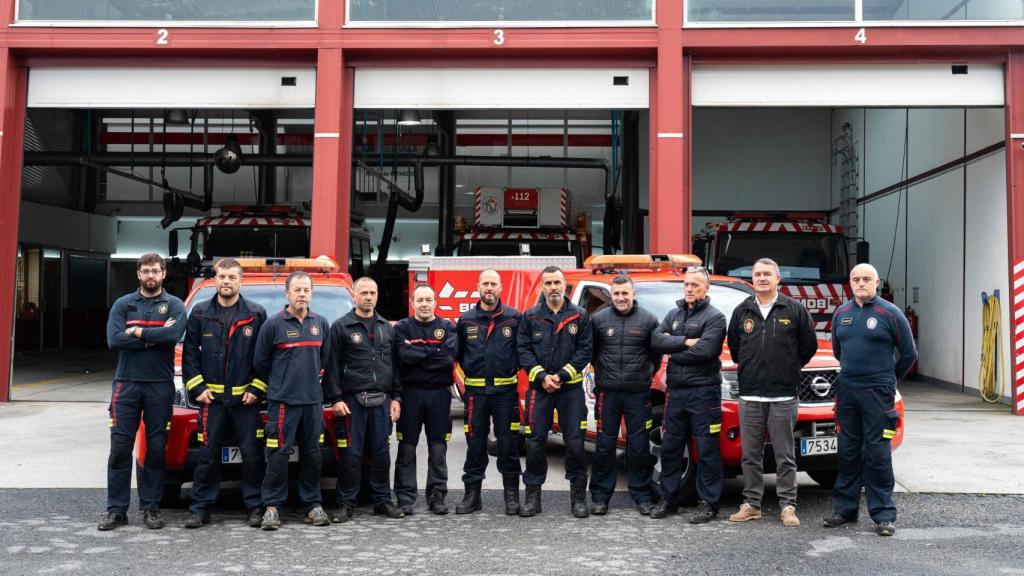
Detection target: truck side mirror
<box><xmin>168</xmin><ymin>230</ymin><xmax>178</xmax><ymax>258</ymax></box>
<box><xmin>691</xmin><ymin>238</ymin><xmax>707</xmax><ymax>262</ymax></box>
<box><xmin>856</xmin><ymin>241</ymin><xmax>870</xmax><ymax>264</ymax></box>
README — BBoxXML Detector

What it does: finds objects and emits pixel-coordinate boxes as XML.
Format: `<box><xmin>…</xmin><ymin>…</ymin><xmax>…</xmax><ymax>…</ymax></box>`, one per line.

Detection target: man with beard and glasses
<box><xmin>254</xmin><ymin>272</ymin><xmax>332</xmax><ymax>530</ymax></box>
<box><xmin>517</xmin><ymin>266</ymin><xmax>593</xmax><ymax>518</ymax></box>
<box><xmin>182</xmin><ymin>258</ymin><xmax>268</xmax><ymax>529</ymax></box>
<box><xmin>99</xmin><ymin>253</ymin><xmax>186</xmax><ymax>531</ymax></box>
<box><xmin>455</xmin><ymin>270</ymin><xmax>524</xmax><ymax>515</ymax></box>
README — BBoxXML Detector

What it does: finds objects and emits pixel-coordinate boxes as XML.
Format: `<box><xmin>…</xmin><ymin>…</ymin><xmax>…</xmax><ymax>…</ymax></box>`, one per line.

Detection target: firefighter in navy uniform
<box><xmin>824</xmin><ymin>263</ymin><xmax>917</xmax><ymax>537</ymax></box>
<box><xmin>322</xmin><ymin>277</ymin><xmax>405</xmax><ymax>523</ymax></box>
<box><xmin>99</xmin><ymin>253</ymin><xmax>186</xmax><ymax>532</ymax></box>
<box><xmin>182</xmin><ymin>258</ymin><xmax>268</xmax><ymax>529</ymax></box>
<box><xmin>392</xmin><ymin>284</ymin><xmax>459</xmax><ymax>515</ymax></box>
<box><xmin>455</xmin><ymin>270</ymin><xmax>524</xmax><ymax>516</ymax></box>
<box><xmin>253</xmin><ymin>271</ymin><xmax>332</xmax><ymax>530</ymax></box>
<box><xmin>517</xmin><ymin>266</ymin><xmax>593</xmax><ymax>518</ymax></box>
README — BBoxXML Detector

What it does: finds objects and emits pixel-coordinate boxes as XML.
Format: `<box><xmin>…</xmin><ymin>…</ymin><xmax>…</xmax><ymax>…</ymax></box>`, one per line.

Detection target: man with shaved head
<box><xmin>455</xmin><ymin>270</ymin><xmax>524</xmax><ymax>515</ymax></box>
<box><xmin>824</xmin><ymin>263</ymin><xmax>917</xmax><ymax>537</ymax></box>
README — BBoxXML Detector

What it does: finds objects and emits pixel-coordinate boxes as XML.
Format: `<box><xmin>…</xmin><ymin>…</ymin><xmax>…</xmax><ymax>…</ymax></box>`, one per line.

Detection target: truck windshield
<box><xmin>460</xmin><ymin>239</ymin><xmax>577</xmax><ymax>258</ymax></box>
<box><xmin>185</xmin><ymin>284</ymin><xmax>353</xmax><ymax>326</ymax></box>
<box><xmin>205</xmin><ymin>227</ymin><xmax>310</xmax><ymax>260</ymax></box>
<box><xmin>633</xmin><ymin>281</ymin><xmax>753</xmax><ymax>327</ymax></box>
<box><xmin>716</xmin><ymin>232</ymin><xmax>848</xmax><ymax>284</ymax></box>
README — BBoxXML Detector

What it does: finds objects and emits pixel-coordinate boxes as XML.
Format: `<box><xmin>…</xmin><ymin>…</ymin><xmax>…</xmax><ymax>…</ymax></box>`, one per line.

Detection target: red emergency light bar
<box><xmin>585</xmin><ymin>254</ymin><xmax>702</xmax><ymax>271</ymax></box>
<box><xmin>219</xmin><ymin>205</ymin><xmax>302</xmax><ymax>216</ymax></box>
<box><xmin>730</xmin><ymin>211</ymin><xmax>828</xmax><ymax>223</ymax></box>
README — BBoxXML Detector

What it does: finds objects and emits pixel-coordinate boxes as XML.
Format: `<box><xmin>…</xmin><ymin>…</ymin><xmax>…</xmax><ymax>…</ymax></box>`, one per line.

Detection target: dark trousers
<box><xmin>189</xmin><ymin>401</ymin><xmax>265</xmax><ymax>513</ymax></box>
<box><xmin>523</xmin><ymin>384</ymin><xmax>587</xmax><ymax>486</ymax></box>
<box><xmin>833</xmin><ymin>384</ymin><xmax>899</xmax><ymax>523</ymax></box>
<box><xmin>334</xmin><ymin>395</ymin><xmax>392</xmax><ymax>508</ymax></box>
<box><xmin>394</xmin><ymin>386</ymin><xmax>453</xmax><ymax>505</ymax></box>
<box><xmin>589</xmin><ymin>388</ymin><xmax>654</xmax><ymax>505</ymax></box>
<box><xmin>462</xmin><ymin>391</ymin><xmax>522</xmax><ymax>484</ymax></box>
<box><xmin>659</xmin><ymin>386</ymin><xmax>723</xmax><ymax>509</ymax></box>
<box><xmin>107</xmin><ymin>379</ymin><xmax>174</xmax><ymax>513</ymax></box>
<box><xmin>261</xmin><ymin>402</ymin><xmax>323</xmax><ymax>512</ymax></box>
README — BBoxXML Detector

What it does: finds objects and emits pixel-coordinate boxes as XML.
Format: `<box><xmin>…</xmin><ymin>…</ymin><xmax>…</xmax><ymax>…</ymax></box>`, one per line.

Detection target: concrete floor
<box><xmin>3</xmin><ymin>355</ymin><xmax>1023</xmax><ymax>494</ymax></box>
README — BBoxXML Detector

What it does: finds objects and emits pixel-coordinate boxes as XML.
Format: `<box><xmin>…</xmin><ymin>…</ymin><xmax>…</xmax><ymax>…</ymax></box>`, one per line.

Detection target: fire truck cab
<box><xmin>692</xmin><ymin>212</ymin><xmax>854</xmax><ymax>336</ymax></box>
<box><xmin>454</xmin><ymin>187</ymin><xmax>592</xmax><ymax>267</ymax></box>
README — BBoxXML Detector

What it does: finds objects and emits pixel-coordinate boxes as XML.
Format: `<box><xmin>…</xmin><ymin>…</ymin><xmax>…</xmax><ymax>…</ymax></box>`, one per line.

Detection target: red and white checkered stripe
<box><xmin>719</xmin><ymin>222</ymin><xmax>842</xmax><ymax>234</ymax></box>
<box><xmin>461</xmin><ymin>232</ymin><xmax>576</xmax><ymax>241</ymax></box>
<box><xmin>198</xmin><ymin>216</ymin><xmax>308</xmax><ymax>227</ymax></box>
<box><xmin>560</xmin><ymin>189</ymin><xmax>568</xmax><ymax>226</ymax></box>
<box><xmin>1013</xmin><ymin>260</ymin><xmax>1024</xmax><ymax>414</ymax></box>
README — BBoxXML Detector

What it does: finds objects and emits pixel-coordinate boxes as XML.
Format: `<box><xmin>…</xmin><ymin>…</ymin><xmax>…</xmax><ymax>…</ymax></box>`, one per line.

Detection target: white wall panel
<box><xmin>906</xmin><ymin>171</ymin><xmax>965</xmax><ymax>385</ymax></box>
<box><xmin>354</xmin><ymin>68</ymin><xmax>650</xmax><ymax>110</ymax></box>
<box><xmin>28</xmin><ymin>67</ymin><xmax>316</xmax><ymax>108</ymax></box>
<box><xmin>693</xmin><ymin>64</ymin><xmax>1004</xmax><ymax>107</ymax></box>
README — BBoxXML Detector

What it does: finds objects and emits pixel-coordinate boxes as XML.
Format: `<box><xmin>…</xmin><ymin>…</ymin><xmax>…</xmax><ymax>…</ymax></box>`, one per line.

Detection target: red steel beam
<box><xmin>650</xmin><ymin>1</ymin><xmax>687</xmax><ymax>254</ymax></box>
<box><xmin>0</xmin><ymin>48</ymin><xmax>26</xmax><ymax>401</ymax></box>
<box><xmin>309</xmin><ymin>48</ymin><xmax>352</xmax><ymax>271</ymax></box>
<box><xmin>1006</xmin><ymin>51</ymin><xmax>1024</xmax><ymax>415</ymax></box>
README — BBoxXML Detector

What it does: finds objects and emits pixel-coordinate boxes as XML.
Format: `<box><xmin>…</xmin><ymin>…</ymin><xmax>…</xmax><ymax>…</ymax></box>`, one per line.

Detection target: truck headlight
<box><xmin>721</xmin><ymin>371</ymin><xmax>739</xmax><ymax>400</ymax></box>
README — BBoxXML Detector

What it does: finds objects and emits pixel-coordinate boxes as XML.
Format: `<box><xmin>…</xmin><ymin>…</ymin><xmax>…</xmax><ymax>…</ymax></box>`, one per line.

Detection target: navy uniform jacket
<box><xmin>457</xmin><ymin>301</ymin><xmax>522</xmax><ymax>395</ymax></box>
<box><xmin>182</xmin><ymin>295</ymin><xmax>268</xmax><ymax>404</ymax></box>
<box><xmin>253</xmin><ymin>307</ymin><xmax>331</xmax><ymax>405</ymax></box>
<box><xmin>831</xmin><ymin>296</ymin><xmax>918</xmax><ymax>389</ymax></box>
<box><xmin>651</xmin><ymin>297</ymin><xmax>726</xmax><ymax>389</ymax></box>
<box><xmin>517</xmin><ymin>299</ymin><xmax>593</xmax><ymax>389</ymax></box>
<box><xmin>394</xmin><ymin>316</ymin><xmax>458</xmax><ymax>389</ymax></box>
<box><xmin>322</xmin><ymin>310</ymin><xmax>398</xmax><ymax>404</ymax></box>
<box><xmin>106</xmin><ymin>289</ymin><xmax>186</xmax><ymax>382</ymax></box>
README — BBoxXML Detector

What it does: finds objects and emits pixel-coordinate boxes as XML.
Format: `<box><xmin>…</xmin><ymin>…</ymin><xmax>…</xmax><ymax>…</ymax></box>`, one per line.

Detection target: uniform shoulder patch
<box><xmin>434</xmin><ymin>328</ymin><xmax>446</xmax><ymax>340</ymax></box>
<box><xmin>311</xmin><ymin>325</ymin><xmax>320</xmax><ymax>336</ymax></box>
<box><xmin>158</xmin><ymin>303</ymin><xmax>169</xmax><ymax>315</ymax></box>
<box><xmin>567</xmin><ymin>323</ymin><xmax>578</xmax><ymax>335</ymax></box>
<box><xmin>502</xmin><ymin>326</ymin><xmax>512</xmax><ymax>338</ymax></box>
<box><xmin>351</xmin><ymin>332</ymin><xmax>363</xmax><ymax>344</ymax></box>
<box><xmin>242</xmin><ymin>326</ymin><xmax>254</xmax><ymax>337</ymax></box>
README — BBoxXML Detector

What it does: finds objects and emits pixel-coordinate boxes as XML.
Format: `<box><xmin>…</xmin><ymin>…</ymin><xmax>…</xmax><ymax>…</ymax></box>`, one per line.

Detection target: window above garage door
<box><xmin>685</xmin><ymin>0</ymin><xmax>1024</xmax><ymax>26</ymax></box>
<box><xmin>14</xmin><ymin>0</ymin><xmax>316</xmax><ymax>27</ymax></box>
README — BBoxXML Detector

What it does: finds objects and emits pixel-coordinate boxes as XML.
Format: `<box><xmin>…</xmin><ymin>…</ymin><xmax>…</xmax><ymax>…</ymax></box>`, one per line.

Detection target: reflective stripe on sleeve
<box><xmin>528</xmin><ymin>366</ymin><xmax>544</xmax><ymax>381</ymax></box>
<box><xmin>185</xmin><ymin>375</ymin><xmax>204</xmax><ymax>391</ymax></box>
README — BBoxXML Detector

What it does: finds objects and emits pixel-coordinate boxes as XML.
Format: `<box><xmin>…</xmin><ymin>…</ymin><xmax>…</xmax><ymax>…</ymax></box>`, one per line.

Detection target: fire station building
<box><xmin>0</xmin><ymin>1</ymin><xmax>1022</xmax><ymax>415</ymax></box>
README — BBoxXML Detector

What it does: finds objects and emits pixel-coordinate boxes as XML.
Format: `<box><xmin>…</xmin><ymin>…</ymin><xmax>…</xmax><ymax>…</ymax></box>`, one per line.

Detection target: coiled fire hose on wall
<box><xmin>978</xmin><ymin>291</ymin><xmax>1004</xmax><ymax>403</ymax></box>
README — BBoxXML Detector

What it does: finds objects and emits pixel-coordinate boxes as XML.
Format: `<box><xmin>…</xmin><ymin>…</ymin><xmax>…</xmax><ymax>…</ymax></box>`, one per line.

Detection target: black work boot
<box><xmin>142</xmin><ymin>509</ymin><xmax>165</xmax><ymax>530</ymax></box>
<box><xmin>428</xmin><ymin>491</ymin><xmax>449</xmax><ymax>515</ymax></box>
<box><xmin>184</xmin><ymin>510</ymin><xmax>211</xmax><ymax>529</ymax></box>
<box><xmin>247</xmin><ymin>508</ymin><xmax>264</xmax><ymax>528</ymax></box>
<box><xmin>502</xmin><ymin>475</ymin><xmax>521</xmax><ymax>516</ymax></box>
<box><xmin>457</xmin><ymin>481</ymin><xmax>483</xmax><ymax>515</ymax></box>
<box><xmin>97</xmin><ymin>511</ymin><xmax>128</xmax><ymax>532</ymax></box>
<box><xmin>520</xmin><ymin>484</ymin><xmax>542</xmax><ymax>517</ymax></box>
<box><xmin>570</xmin><ymin>479</ymin><xmax>589</xmax><ymax>519</ymax></box>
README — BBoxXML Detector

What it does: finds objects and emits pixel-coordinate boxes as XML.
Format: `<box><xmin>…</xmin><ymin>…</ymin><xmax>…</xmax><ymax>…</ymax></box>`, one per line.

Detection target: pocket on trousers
<box><xmin>881</xmin><ymin>408</ymin><xmax>900</xmax><ymax>441</ymax></box>
<box><xmin>264</xmin><ymin>422</ymin><xmax>280</xmax><ymax>449</ymax></box>
<box><xmin>708</xmin><ymin>406</ymin><xmax>723</xmax><ymax>436</ymax></box>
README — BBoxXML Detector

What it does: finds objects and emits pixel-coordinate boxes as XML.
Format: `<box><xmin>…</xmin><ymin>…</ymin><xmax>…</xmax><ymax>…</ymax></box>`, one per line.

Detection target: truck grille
<box><xmin>798</xmin><ymin>369</ymin><xmax>839</xmax><ymax>404</ymax></box>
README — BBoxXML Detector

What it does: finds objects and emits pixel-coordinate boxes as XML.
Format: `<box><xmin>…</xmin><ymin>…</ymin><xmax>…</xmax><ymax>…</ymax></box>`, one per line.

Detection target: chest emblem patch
<box><xmin>502</xmin><ymin>326</ymin><xmax>512</xmax><ymax>338</ymax></box>
<box><xmin>567</xmin><ymin>323</ymin><xmax>578</xmax><ymax>335</ymax></box>
<box><xmin>778</xmin><ymin>318</ymin><xmax>791</xmax><ymax>326</ymax></box>
<box><xmin>158</xmin><ymin>304</ymin><xmax>168</xmax><ymax>315</ymax></box>
<box><xmin>866</xmin><ymin>317</ymin><xmax>878</xmax><ymax>330</ymax></box>
<box><xmin>242</xmin><ymin>326</ymin><xmax>254</xmax><ymax>337</ymax></box>
<box><xmin>286</xmin><ymin>330</ymin><xmax>299</xmax><ymax>338</ymax></box>
<box><xmin>743</xmin><ymin>319</ymin><xmax>755</xmax><ymax>334</ymax></box>
<box><xmin>434</xmin><ymin>328</ymin><xmax>446</xmax><ymax>340</ymax></box>
<box><xmin>606</xmin><ymin>328</ymin><xmax>614</xmax><ymax>337</ymax></box>
<box><xmin>351</xmin><ymin>332</ymin><xmax>363</xmax><ymax>344</ymax></box>
<box><xmin>311</xmin><ymin>325</ymin><xmax>320</xmax><ymax>336</ymax></box>
<box><xmin>841</xmin><ymin>317</ymin><xmax>853</xmax><ymax>325</ymax></box>
<box><xmin>672</xmin><ymin>321</ymin><xmax>679</xmax><ymax>331</ymax></box>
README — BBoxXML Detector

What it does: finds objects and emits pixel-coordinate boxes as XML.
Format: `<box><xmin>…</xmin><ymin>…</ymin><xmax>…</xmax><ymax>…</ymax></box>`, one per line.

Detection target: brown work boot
<box><xmin>728</xmin><ymin>503</ymin><xmax>762</xmax><ymax>522</ymax></box>
<box><xmin>780</xmin><ymin>505</ymin><xmax>800</xmax><ymax>527</ymax></box>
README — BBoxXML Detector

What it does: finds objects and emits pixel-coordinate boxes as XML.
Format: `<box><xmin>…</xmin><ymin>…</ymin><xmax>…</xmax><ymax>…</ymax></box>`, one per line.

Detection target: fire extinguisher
<box><xmin>904</xmin><ymin>306</ymin><xmax>919</xmax><ymax>378</ymax></box>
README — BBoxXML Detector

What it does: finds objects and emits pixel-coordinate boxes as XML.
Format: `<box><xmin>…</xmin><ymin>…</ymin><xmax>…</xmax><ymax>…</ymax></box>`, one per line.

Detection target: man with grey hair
<box><xmin>726</xmin><ymin>258</ymin><xmax>817</xmax><ymax>527</ymax></box>
<box><xmin>824</xmin><ymin>263</ymin><xmax>916</xmax><ymax>537</ymax></box>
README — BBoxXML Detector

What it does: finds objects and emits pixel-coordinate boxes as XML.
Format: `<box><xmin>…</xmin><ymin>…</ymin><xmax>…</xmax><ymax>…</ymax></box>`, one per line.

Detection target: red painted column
<box><xmin>309</xmin><ymin>49</ymin><xmax>353</xmax><ymax>271</ymax></box>
<box><xmin>0</xmin><ymin>49</ymin><xmax>27</xmax><ymax>402</ymax></box>
<box><xmin>650</xmin><ymin>0</ymin><xmax>688</xmax><ymax>253</ymax></box>
<box><xmin>1005</xmin><ymin>51</ymin><xmax>1024</xmax><ymax>415</ymax></box>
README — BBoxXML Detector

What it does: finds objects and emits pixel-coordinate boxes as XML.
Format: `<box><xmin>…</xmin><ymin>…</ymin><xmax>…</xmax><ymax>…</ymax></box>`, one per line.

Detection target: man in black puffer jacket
<box><xmin>587</xmin><ymin>276</ymin><xmax>660</xmax><ymax>516</ymax></box>
<box><xmin>650</xmin><ymin>266</ymin><xmax>726</xmax><ymax>524</ymax></box>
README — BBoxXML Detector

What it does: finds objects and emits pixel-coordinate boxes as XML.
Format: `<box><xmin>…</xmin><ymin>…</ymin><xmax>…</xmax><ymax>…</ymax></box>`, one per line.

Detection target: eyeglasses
<box><xmin>139</xmin><ymin>268</ymin><xmax>164</xmax><ymax>276</ymax></box>
<box><xmin>685</xmin><ymin>266</ymin><xmax>706</xmax><ymax>273</ymax></box>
